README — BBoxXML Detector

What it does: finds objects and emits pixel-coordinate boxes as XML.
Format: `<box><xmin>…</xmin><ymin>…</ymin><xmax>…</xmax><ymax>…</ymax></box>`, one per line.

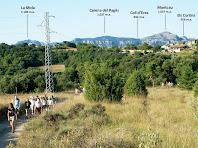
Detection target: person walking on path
<box><xmin>75</xmin><ymin>88</ymin><xmax>79</xmax><ymax>95</ymax></box>
<box><xmin>13</xmin><ymin>96</ymin><xmax>21</xmax><ymax>116</ymax></box>
<box><xmin>25</xmin><ymin>98</ymin><xmax>31</xmax><ymax>119</ymax></box>
<box><xmin>35</xmin><ymin>98</ymin><xmax>42</xmax><ymax>114</ymax></box>
<box><xmin>7</xmin><ymin>103</ymin><xmax>18</xmax><ymax>133</ymax></box>
<box><xmin>51</xmin><ymin>96</ymin><xmax>56</xmax><ymax>105</ymax></box>
<box><xmin>30</xmin><ymin>96</ymin><xmax>35</xmax><ymax>116</ymax></box>
<box><xmin>48</xmin><ymin>98</ymin><xmax>53</xmax><ymax>110</ymax></box>
<box><xmin>40</xmin><ymin>97</ymin><xmax>44</xmax><ymax>113</ymax></box>
<box><xmin>42</xmin><ymin>97</ymin><xmax>47</xmax><ymax>111</ymax></box>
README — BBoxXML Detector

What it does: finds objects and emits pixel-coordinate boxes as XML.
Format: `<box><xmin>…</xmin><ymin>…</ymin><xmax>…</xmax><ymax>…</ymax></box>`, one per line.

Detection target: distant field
<box><xmin>39</xmin><ymin>64</ymin><xmax>65</xmax><ymax>73</ymax></box>
<box><xmin>52</xmin><ymin>47</ymin><xmax>77</xmax><ymax>52</ymax></box>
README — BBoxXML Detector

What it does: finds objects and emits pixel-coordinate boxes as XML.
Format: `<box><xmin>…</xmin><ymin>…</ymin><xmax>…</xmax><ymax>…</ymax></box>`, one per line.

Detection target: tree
<box><xmin>138</xmin><ymin>43</ymin><xmax>152</xmax><ymax>51</ymax></box>
<box><xmin>193</xmin><ymin>80</ymin><xmax>198</xmax><ymax>97</ymax></box>
<box><xmin>124</xmin><ymin>70</ymin><xmax>148</xmax><ymax>97</ymax></box>
<box><xmin>125</xmin><ymin>43</ymin><xmax>130</xmax><ymax>50</ymax></box>
<box><xmin>146</xmin><ymin>62</ymin><xmax>162</xmax><ymax>87</ymax></box>
<box><xmin>84</xmin><ymin>63</ymin><xmax>124</xmax><ymax>102</ymax></box>
<box><xmin>153</xmin><ymin>45</ymin><xmax>161</xmax><ymax>53</ymax></box>
<box><xmin>130</xmin><ymin>44</ymin><xmax>136</xmax><ymax>50</ymax></box>
<box><xmin>162</xmin><ymin>60</ymin><xmax>175</xmax><ymax>83</ymax></box>
<box><xmin>54</xmin><ymin>67</ymin><xmax>79</xmax><ymax>91</ymax></box>
<box><xmin>177</xmin><ymin>65</ymin><xmax>197</xmax><ymax>90</ymax></box>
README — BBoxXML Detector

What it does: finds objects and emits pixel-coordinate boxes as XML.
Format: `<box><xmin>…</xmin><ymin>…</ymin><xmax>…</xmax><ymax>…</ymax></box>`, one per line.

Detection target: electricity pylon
<box><xmin>44</xmin><ymin>12</ymin><xmax>54</xmax><ymax>93</ymax></box>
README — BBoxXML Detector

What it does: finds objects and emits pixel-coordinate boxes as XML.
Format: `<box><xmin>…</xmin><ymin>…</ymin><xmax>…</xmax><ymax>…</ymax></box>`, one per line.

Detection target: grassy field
<box><xmin>14</xmin><ymin>87</ymin><xmax>198</xmax><ymax>147</ymax></box>
<box><xmin>52</xmin><ymin>47</ymin><xmax>77</xmax><ymax>52</ymax></box>
<box><xmin>38</xmin><ymin>64</ymin><xmax>66</xmax><ymax>73</ymax></box>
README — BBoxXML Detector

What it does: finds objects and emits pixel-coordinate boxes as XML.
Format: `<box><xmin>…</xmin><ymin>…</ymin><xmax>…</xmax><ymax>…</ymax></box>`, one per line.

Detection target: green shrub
<box><xmin>67</xmin><ymin>103</ymin><xmax>85</xmax><ymax>119</ymax></box>
<box><xmin>124</xmin><ymin>70</ymin><xmax>148</xmax><ymax>97</ymax></box>
<box><xmin>43</xmin><ymin>113</ymin><xmax>65</xmax><ymax>124</ymax></box>
<box><xmin>177</xmin><ymin>65</ymin><xmax>197</xmax><ymax>90</ymax></box>
<box><xmin>84</xmin><ymin>63</ymin><xmax>124</xmax><ymax>102</ymax></box>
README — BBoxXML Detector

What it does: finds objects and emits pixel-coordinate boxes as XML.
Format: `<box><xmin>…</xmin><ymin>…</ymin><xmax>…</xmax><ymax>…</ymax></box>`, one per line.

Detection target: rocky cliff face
<box><xmin>72</xmin><ymin>36</ymin><xmax>141</xmax><ymax>48</ymax></box>
<box><xmin>72</xmin><ymin>32</ymin><xmax>189</xmax><ymax>47</ymax></box>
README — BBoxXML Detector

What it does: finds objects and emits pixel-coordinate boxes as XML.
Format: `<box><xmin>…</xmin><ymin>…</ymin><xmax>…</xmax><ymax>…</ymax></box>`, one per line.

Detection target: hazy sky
<box><xmin>0</xmin><ymin>0</ymin><xmax>198</xmax><ymax>44</ymax></box>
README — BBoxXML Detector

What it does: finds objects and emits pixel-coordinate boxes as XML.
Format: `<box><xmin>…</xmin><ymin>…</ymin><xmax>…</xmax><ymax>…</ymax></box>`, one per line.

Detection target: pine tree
<box><xmin>177</xmin><ymin>65</ymin><xmax>197</xmax><ymax>90</ymax></box>
<box><xmin>124</xmin><ymin>70</ymin><xmax>148</xmax><ymax>97</ymax></box>
<box><xmin>84</xmin><ymin>63</ymin><xmax>124</xmax><ymax>102</ymax></box>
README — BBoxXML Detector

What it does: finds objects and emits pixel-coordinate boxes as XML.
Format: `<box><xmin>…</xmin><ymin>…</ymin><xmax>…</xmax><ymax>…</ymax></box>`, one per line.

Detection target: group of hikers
<box><xmin>75</xmin><ymin>86</ymin><xmax>85</xmax><ymax>95</ymax></box>
<box><xmin>162</xmin><ymin>82</ymin><xmax>174</xmax><ymax>88</ymax></box>
<box><xmin>7</xmin><ymin>95</ymin><xmax>56</xmax><ymax>133</ymax></box>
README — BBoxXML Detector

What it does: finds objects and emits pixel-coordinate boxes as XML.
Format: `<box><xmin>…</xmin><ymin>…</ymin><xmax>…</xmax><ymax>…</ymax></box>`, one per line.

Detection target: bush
<box><xmin>177</xmin><ymin>65</ymin><xmax>197</xmax><ymax>90</ymax></box>
<box><xmin>194</xmin><ymin>81</ymin><xmax>198</xmax><ymax>97</ymax></box>
<box><xmin>43</xmin><ymin>113</ymin><xmax>65</xmax><ymax>124</ymax></box>
<box><xmin>84</xmin><ymin>63</ymin><xmax>124</xmax><ymax>102</ymax></box>
<box><xmin>67</xmin><ymin>103</ymin><xmax>85</xmax><ymax>119</ymax></box>
<box><xmin>124</xmin><ymin>70</ymin><xmax>148</xmax><ymax>97</ymax></box>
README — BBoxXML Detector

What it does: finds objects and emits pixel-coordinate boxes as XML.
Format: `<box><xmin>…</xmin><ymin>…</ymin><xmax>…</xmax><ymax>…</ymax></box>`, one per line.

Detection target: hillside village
<box><xmin>122</xmin><ymin>39</ymin><xmax>198</xmax><ymax>56</ymax></box>
<box><xmin>161</xmin><ymin>39</ymin><xmax>197</xmax><ymax>53</ymax></box>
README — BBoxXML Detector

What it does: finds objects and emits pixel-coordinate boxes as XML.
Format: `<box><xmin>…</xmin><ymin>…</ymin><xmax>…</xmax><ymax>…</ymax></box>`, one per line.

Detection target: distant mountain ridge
<box><xmin>16</xmin><ymin>40</ymin><xmax>44</xmax><ymax>46</ymax></box>
<box><xmin>72</xmin><ymin>32</ymin><xmax>190</xmax><ymax>47</ymax></box>
<box><xmin>15</xmin><ymin>32</ymin><xmax>192</xmax><ymax>48</ymax></box>
<box><xmin>15</xmin><ymin>40</ymin><xmax>58</xmax><ymax>47</ymax></box>
<box><xmin>72</xmin><ymin>36</ymin><xmax>141</xmax><ymax>48</ymax></box>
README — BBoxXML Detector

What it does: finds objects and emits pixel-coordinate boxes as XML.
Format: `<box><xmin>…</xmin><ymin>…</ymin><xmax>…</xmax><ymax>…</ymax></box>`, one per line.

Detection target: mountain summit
<box><xmin>141</xmin><ymin>32</ymin><xmax>189</xmax><ymax>46</ymax></box>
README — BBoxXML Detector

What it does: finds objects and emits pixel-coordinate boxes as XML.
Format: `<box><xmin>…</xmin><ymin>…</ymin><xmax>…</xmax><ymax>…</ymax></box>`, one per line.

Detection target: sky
<box><xmin>0</xmin><ymin>0</ymin><xmax>198</xmax><ymax>44</ymax></box>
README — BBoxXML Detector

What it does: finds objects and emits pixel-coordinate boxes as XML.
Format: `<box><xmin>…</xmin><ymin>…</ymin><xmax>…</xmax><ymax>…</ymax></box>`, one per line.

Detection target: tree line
<box><xmin>0</xmin><ymin>42</ymin><xmax>198</xmax><ymax>102</ymax></box>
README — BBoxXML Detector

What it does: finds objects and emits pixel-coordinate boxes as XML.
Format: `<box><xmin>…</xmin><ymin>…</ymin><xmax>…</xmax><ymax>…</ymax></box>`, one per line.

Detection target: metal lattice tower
<box><xmin>44</xmin><ymin>12</ymin><xmax>54</xmax><ymax>93</ymax></box>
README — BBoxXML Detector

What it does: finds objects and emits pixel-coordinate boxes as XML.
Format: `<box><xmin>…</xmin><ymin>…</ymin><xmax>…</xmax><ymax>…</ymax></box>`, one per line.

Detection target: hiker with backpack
<box><xmin>51</xmin><ymin>95</ymin><xmax>56</xmax><ymax>105</ymax></box>
<box><xmin>13</xmin><ymin>96</ymin><xmax>21</xmax><ymax>116</ymax></box>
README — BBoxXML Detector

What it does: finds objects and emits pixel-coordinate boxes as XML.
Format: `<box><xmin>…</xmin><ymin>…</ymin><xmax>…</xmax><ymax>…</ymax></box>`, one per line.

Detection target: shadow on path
<box><xmin>0</xmin><ymin>115</ymin><xmax>27</xmax><ymax>147</ymax></box>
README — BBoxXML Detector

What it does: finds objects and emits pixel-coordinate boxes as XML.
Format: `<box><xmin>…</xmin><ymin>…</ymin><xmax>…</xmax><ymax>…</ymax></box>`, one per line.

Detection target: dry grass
<box><xmin>101</xmin><ymin>87</ymin><xmax>198</xmax><ymax>147</ymax></box>
<box><xmin>16</xmin><ymin>87</ymin><xmax>198</xmax><ymax>147</ymax></box>
<box><xmin>38</xmin><ymin>64</ymin><xmax>65</xmax><ymax>73</ymax></box>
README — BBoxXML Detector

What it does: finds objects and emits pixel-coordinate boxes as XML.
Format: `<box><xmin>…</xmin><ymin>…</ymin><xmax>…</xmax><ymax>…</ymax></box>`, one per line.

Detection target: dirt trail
<box><xmin>0</xmin><ymin>115</ymin><xmax>26</xmax><ymax>147</ymax></box>
<box><xmin>0</xmin><ymin>98</ymin><xmax>70</xmax><ymax>147</ymax></box>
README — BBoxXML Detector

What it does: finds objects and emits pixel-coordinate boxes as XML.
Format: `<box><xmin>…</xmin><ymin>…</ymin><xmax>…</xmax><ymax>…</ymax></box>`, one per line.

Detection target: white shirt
<box><xmin>35</xmin><ymin>100</ymin><xmax>41</xmax><ymax>108</ymax></box>
<box><xmin>30</xmin><ymin>99</ymin><xmax>35</xmax><ymax>107</ymax></box>
<box><xmin>48</xmin><ymin>100</ymin><xmax>53</xmax><ymax>106</ymax></box>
